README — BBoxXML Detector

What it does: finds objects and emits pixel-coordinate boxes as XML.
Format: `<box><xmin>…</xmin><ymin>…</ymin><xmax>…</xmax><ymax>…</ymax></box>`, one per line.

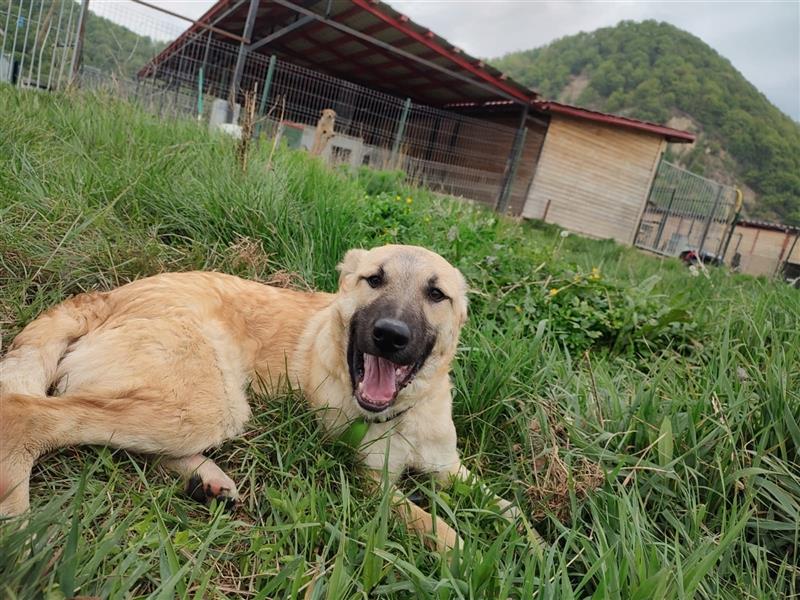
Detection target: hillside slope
<box><xmin>493</xmin><ymin>20</ymin><xmax>800</xmax><ymax>226</ymax></box>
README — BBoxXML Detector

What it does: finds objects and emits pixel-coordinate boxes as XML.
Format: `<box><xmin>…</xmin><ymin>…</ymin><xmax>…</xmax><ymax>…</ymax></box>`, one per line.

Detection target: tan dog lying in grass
<box><xmin>0</xmin><ymin>244</ymin><xmax>518</xmax><ymax>551</ymax></box>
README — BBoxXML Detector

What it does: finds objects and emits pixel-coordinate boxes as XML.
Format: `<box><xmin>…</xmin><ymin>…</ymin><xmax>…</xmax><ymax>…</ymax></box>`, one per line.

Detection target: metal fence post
<box><xmin>69</xmin><ymin>0</ymin><xmax>90</xmax><ymax>86</ymax></box>
<box><xmin>652</xmin><ymin>187</ymin><xmax>676</xmax><ymax>251</ymax></box>
<box><xmin>496</xmin><ymin>104</ymin><xmax>529</xmax><ymax>214</ymax></box>
<box><xmin>779</xmin><ymin>232</ymin><xmax>800</xmax><ymax>278</ymax></box>
<box><xmin>698</xmin><ymin>184</ymin><xmax>724</xmax><ymax>256</ymax></box>
<box><xmin>391</xmin><ymin>97</ymin><xmax>412</xmax><ymax>164</ymax></box>
<box><xmin>0</xmin><ymin>3</ymin><xmax>12</xmax><ymax>69</ymax></box>
<box><xmin>197</xmin><ymin>67</ymin><xmax>205</xmax><ymax>119</ymax></box>
<box><xmin>16</xmin><ymin>0</ymin><xmax>34</xmax><ymax>87</ymax></box>
<box><xmin>26</xmin><ymin>0</ymin><xmax>44</xmax><ymax>85</ymax></box>
<box><xmin>229</xmin><ymin>0</ymin><xmax>259</xmax><ymax>116</ymax></box>
<box><xmin>719</xmin><ymin>188</ymin><xmax>743</xmax><ymax>262</ymax></box>
<box><xmin>258</xmin><ymin>54</ymin><xmax>276</xmax><ymax>116</ymax></box>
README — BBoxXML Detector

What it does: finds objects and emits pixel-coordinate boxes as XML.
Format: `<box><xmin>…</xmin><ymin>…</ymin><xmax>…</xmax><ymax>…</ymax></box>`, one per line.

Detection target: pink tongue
<box><xmin>361</xmin><ymin>354</ymin><xmax>398</xmax><ymax>405</ymax></box>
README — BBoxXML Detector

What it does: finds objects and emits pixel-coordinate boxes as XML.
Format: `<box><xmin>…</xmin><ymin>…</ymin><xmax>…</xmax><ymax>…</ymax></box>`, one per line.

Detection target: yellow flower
<box><xmin>590</xmin><ymin>267</ymin><xmax>601</xmax><ymax>280</ymax></box>
<box><xmin>515</xmin><ymin>305</ymin><xmax>523</xmax><ymax>313</ymax></box>
<box><xmin>395</xmin><ymin>195</ymin><xmax>400</xmax><ymax>201</ymax></box>
<box><xmin>406</xmin><ymin>197</ymin><xmax>413</xmax><ymax>204</ymax></box>
<box><xmin>549</xmin><ymin>288</ymin><xmax>559</xmax><ymax>297</ymax></box>
<box><xmin>573</xmin><ymin>274</ymin><xmax>581</xmax><ymax>282</ymax></box>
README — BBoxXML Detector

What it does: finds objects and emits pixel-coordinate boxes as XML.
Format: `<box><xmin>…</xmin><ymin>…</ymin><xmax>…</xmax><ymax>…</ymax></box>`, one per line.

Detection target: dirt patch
<box><xmin>665</xmin><ymin>114</ymin><xmax>697</xmax><ymax>133</ymax></box>
<box><xmin>515</xmin><ymin>407</ymin><xmax>604</xmax><ymax>522</ymax></box>
<box><xmin>558</xmin><ymin>72</ymin><xmax>591</xmax><ymax>104</ymax></box>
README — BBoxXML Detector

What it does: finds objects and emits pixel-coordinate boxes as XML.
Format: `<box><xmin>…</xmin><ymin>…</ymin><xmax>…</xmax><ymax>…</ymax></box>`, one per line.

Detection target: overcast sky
<box><xmin>90</xmin><ymin>0</ymin><xmax>800</xmax><ymax>120</ymax></box>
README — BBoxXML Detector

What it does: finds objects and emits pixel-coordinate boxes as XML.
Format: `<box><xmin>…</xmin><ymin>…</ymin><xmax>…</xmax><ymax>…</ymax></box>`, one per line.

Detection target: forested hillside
<box><xmin>493</xmin><ymin>21</ymin><xmax>800</xmax><ymax>225</ymax></box>
<box><xmin>82</xmin><ymin>4</ymin><xmax>163</xmax><ymax>75</ymax></box>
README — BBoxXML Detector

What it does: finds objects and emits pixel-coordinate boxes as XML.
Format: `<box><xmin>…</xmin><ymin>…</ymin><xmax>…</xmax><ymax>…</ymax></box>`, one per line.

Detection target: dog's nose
<box><xmin>373</xmin><ymin>318</ymin><xmax>410</xmax><ymax>352</ymax></box>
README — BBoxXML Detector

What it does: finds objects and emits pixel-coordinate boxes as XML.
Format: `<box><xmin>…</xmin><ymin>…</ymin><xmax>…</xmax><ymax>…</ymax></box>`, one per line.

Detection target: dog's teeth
<box><xmin>395</xmin><ymin>368</ymin><xmax>401</xmax><ymax>376</ymax></box>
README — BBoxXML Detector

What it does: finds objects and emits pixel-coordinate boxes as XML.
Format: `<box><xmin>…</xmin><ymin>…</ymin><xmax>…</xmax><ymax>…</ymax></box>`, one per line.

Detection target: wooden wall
<box><xmin>480</xmin><ymin>114</ymin><xmax>549</xmax><ymax>216</ymax></box>
<box><xmin>725</xmin><ymin>224</ymin><xmax>800</xmax><ymax>276</ymax></box>
<box><xmin>521</xmin><ymin>114</ymin><xmax>665</xmax><ymax>243</ymax></box>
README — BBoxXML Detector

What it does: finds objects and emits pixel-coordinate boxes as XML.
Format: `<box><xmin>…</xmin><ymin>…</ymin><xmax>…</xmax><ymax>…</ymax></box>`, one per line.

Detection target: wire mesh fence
<box><xmin>634</xmin><ymin>160</ymin><xmax>739</xmax><ymax>259</ymax></box>
<box><xmin>1</xmin><ymin>0</ymin><xmax>82</xmax><ymax>90</ymax></box>
<box><xmin>131</xmin><ymin>27</ymin><xmax>523</xmax><ymax>207</ymax></box>
<box><xmin>1</xmin><ymin>0</ymin><xmax>527</xmax><ymax>211</ymax></box>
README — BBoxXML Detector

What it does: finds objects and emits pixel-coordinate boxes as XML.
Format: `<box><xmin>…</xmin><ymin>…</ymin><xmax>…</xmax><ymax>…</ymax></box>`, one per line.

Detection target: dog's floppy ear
<box><xmin>337</xmin><ymin>248</ymin><xmax>367</xmax><ymax>289</ymax></box>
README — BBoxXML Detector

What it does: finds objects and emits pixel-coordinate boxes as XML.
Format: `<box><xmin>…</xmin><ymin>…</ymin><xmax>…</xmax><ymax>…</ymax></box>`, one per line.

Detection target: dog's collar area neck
<box><xmin>367</xmin><ymin>405</ymin><xmax>410</xmax><ymax>424</ymax></box>
<box><xmin>338</xmin><ymin>407</ymin><xmax>410</xmax><ymax>448</ymax></box>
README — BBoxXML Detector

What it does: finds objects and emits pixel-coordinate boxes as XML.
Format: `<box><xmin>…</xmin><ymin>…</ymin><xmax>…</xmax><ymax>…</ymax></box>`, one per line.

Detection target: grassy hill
<box><xmin>493</xmin><ymin>20</ymin><xmax>800</xmax><ymax>226</ymax></box>
<box><xmin>1</xmin><ymin>84</ymin><xmax>798</xmax><ymax>598</ymax></box>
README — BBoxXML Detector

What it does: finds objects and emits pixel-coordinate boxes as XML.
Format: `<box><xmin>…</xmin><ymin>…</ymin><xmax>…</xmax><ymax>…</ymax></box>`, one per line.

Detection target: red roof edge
<box><xmin>535</xmin><ymin>101</ymin><xmax>696</xmax><ymax>143</ymax></box>
<box><xmin>737</xmin><ymin>219</ymin><xmax>800</xmax><ymax>234</ymax></box>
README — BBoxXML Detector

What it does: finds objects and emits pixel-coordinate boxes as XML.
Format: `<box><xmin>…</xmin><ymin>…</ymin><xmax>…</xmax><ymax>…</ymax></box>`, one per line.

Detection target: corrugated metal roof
<box><xmin>141</xmin><ymin>0</ymin><xmax>538</xmax><ymax>106</ymax></box>
<box><xmin>140</xmin><ymin>0</ymin><xmax>696</xmax><ymax>143</ymax></box>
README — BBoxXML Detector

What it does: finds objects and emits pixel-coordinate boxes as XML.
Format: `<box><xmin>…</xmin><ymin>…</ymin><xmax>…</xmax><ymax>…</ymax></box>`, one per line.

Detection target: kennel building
<box><xmin>140</xmin><ymin>0</ymin><xmax>695</xmax><ymax>244</ymax></box>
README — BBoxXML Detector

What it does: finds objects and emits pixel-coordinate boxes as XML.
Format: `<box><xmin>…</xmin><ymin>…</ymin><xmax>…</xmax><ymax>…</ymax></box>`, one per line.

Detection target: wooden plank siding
<box><xmin>522</xmin><ymin>114</ymin><xmax>666</xmax><ymax>243</ymax></box>
<box><xmin>724</xmin><ymin>225</ymin><xmax>800</xmax><ymax>276</ymax></box>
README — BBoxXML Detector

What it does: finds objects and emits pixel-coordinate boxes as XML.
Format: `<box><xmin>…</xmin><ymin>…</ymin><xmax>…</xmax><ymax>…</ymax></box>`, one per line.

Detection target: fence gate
<box><xmin>635</xmin><ymin>160</ymin><xmax>739</xmax><ymax>259</ymax></box>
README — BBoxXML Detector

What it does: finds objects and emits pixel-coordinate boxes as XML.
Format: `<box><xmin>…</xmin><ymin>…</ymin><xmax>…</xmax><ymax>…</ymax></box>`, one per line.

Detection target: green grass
<box><xmin>1</xmin><ymin>84</ymin><xmax>798</xmax><ymax>598</ymax></box>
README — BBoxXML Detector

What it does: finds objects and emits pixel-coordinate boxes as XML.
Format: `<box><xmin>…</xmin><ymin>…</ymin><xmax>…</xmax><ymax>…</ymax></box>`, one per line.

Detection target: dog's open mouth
<box><xmin>353</xmin><ymin>352</ymin><xmax>420</xmax><ymax>412</ymax></box>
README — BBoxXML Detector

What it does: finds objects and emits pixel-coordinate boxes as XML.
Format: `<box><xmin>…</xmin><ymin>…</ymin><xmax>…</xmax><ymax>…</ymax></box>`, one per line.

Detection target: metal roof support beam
<box><xmin>208</xmin><ymin>0</ymin><xmax>249</xmax><ymax>28</ymax></box>
<box><xmin>350</xmin><ymin>0</ymin><xmax>532</xmax><ymax>103</ymax></box>
<box><xmin>270</xmin><ymin>0</ymin><xmax>525</xmax><ymax>104</ymax></box>
<box><xmin>495</xmin><ymin>105</ymin><xmax>529</xmax><ymax>214</ymax></box>
<box><xmin>249</xmin><ymin>14</ymin><xmax>315</xmax><ymax>52</ymax></box>
<box><xmin>129</xmin><ymin>0</ymin><xmax>247</xmax><ymax>44</ymax></box>
<box><xmin>230</xmin><ymin>0</ymin><xmax>260</xmax><ymax>111</ymax></box>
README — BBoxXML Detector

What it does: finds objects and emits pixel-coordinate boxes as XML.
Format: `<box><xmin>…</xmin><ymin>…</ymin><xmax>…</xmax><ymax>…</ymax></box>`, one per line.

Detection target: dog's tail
<box><xmin>0</xmin><ymin>291</ymin><xmax>111</xmax><ymax>397</ymax></box>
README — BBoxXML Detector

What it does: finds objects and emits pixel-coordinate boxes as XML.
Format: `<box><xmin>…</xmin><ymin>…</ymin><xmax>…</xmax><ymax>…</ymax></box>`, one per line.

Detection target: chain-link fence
<box><xmin>634</xmin><ymin>160</ymin><xmax>739</xmax><ymax>260</ymax></box>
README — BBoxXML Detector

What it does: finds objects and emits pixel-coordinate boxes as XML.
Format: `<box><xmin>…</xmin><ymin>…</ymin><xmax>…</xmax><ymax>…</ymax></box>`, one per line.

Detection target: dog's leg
<box><xmin>436</xmin><ymin>462</ymin><xmax>522</xmax><ymax>521</ymax></box>
<box><xmin>162</xmin><ymin>454</ymin><xmax>239</xmax><ymax>510</ymax></box>
<box><xmin>365</xmin><ymin>470</ymin><xmax>462</xmax><ymax>553</ymax></box>
<box><xmin>392</xmin><ymin>489</ymin><xmax>462</xmax><ymax>553</ymax></box>
<box><xmin>0</xmin><ymin>391</ymin><xmax>225</xmax><ymax>516</ymax></box>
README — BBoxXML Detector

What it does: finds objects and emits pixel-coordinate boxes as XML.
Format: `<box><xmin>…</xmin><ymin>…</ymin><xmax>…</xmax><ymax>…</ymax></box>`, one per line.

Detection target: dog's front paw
<box><xmin>432</xmin><ymin>520</ymin><xmax>463</xmax><ymax>554</ymax></box>
<box><xmin>497</xmin><ymin>500</ymin><xmax>522</xmax><ymax>522</ymax></box>
<box><xmin>185</xmin><ymin>473</ymin><xmax>239</xmax><ymax>511</ymax></box>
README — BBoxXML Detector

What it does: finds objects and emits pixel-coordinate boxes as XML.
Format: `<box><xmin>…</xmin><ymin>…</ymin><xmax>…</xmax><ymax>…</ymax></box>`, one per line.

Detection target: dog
<box><xmin>0</xmin><ymin>244</ymin><xmax>518</xmax><ymax>551</ymax></box>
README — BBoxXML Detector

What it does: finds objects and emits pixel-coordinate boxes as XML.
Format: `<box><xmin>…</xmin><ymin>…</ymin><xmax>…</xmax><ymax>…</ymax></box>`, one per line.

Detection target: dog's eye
<box><xmin>428</xmin><ymin>287</ymin><xmax>447</xmax><ymax>303</ymax></box>
<box><xmin>366</xmin><ymin>274</ymin><xmax>383</xmax><ymax>288</ymax></box>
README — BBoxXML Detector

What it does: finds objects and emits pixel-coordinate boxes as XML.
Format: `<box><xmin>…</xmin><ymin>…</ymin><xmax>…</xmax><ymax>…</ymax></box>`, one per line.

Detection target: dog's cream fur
<box><xmin>0</xmin><ymin>245</ymin><xmax>516</xmax><ymax>550</ymax></box>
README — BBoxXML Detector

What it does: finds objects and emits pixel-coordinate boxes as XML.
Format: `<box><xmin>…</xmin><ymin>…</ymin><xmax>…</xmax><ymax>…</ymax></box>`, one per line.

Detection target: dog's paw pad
<box><xmin>185</xmin><ymin>474</ymin><xmax>239</xmax><ymax>511</ymax></box>
<box><xmin>214</xmin><ymin>494</ymin><xmax>238</xmax><ymax>512</ymax></box>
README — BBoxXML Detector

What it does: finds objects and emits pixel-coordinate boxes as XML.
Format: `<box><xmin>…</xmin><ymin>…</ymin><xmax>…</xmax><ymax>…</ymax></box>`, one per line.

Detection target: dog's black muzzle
<box><xmin>347</xmin><ymin>298</ymin><xmax>436</xmax><ymax>412</ymax></box>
